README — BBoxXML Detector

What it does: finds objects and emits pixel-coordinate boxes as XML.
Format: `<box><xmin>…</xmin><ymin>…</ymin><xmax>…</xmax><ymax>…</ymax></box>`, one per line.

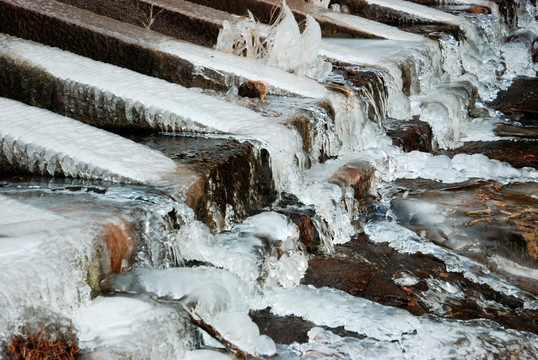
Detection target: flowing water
<box><xmin>0</xmin><ymin>0</ymin><xmax>537</xmax><ymax>358</ymax></box>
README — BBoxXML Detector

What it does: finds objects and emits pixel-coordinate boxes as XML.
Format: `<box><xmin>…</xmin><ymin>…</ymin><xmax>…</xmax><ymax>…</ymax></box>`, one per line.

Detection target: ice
<box><xmin>104</xmin><ymin>267</ymin><xmax>251</xmax><ymax>316</ymax></box>
<box><xmin>262</xmin><ymin>286</ymin><xmax>538</xmax><ymax>359</ymax></box>
<box><xmin>255</xmin><ymin>334</ymin><xmax>277</xmax><ymax>356</ymax></box>
<box><xmin>212</xmin><ymin>312</ymin><xmax>261</xmax><ymax>352</ymax></box>
<box><xmin>217</xmin><ymin>0</ymin><xmax>331</xmax><ymax>81</ymax></box>
<box><xmin>103</xmin><ymin>267</ymin><xmax>275</xmax><ymax>356</ymax></box>
<box><xmin>0</xmin><ymin>98</ymin><xmax>181</xmax><ymax>185</ymax></box>
<box><xmin>0</xmin><ymin>196</ymin><xmax>98</xmax><ymax>338</ymax></box>
<box><xmin>0</xmin><ymin>35</ymin><xmax>306</xmax><ymax>193</ymax></box>
<box><xmin>317</xmin><ymin>7</ymin><xmax>427</xmax><ymax>42</ymax></box>
<box><xmin>304</xmin><ymin>0</ymin><xmax>331</xmax><ymax>8</ymax></box>
<box><xmin>392</xmin><ymin>270</ymin><xmax>419</xmax><ymax>286</ymax></box>
<box><xmin>385</xmin><ymin>150</ymin><xmax>537</xmax><ymax>184</ymax></box>
<box><xmin>173</xmin><ymin>212</ymin><xmax>308</xmax><ymax>287</ymax></box>
<box><xmin>184</xmin><ymin>350</ymin><xmax>232</xmax><ymax>360</ymax></box>
<box><xmin>364</xmin><ymin>0</ymin><xmax>466</xmax><ymax>26</ymax></box>
<box><xmin>75</xmin><ymin>296</ymin><xmax>195</xmax><ymax>359</ymax></box>
<box><xmin>0</xmin><ymin>178</ymin><xmax>190</xmax><ymax>269</ymax></box>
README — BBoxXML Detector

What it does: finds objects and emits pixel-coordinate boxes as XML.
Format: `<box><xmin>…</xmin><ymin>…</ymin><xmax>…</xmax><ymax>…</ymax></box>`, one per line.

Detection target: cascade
<box><xmin>0</xmin><ymin>0</ymin><xmax>537</xmax><ymax>358</ymax></box>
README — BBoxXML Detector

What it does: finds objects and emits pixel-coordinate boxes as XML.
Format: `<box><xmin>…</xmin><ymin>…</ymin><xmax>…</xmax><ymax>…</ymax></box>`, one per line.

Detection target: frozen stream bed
<box><xmin>0</xmin><ymin>0</ymin><xmax>537</xmax><ymax>358</ymax></box>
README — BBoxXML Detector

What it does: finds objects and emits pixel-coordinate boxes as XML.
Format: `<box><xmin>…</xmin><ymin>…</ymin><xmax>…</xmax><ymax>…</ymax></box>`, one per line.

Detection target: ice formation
<box><xmin>104</xmin><ymin>267</ymin><xmax>276</xmax><ymax>356</ymax></box>
<box><xmin>0</xmin><ymin>196</ymin><xmax>98</xmax><ymax>338</ymax></box>
<box><xmin>0</xmin><ymin>98</ymin><xmax>180</xmax><ymax>185</ymax></box>
<box><xmin>216</xmin><ymin>0</ymin><xmax>332</xmax><ymax>81</ymax></box>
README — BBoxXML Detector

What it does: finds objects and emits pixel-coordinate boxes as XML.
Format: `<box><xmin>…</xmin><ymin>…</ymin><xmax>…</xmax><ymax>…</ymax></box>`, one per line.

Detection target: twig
<box><xmin>155</xmin><ymin>297</ymin><xmax>253</xmax><ymax>359</ymax></box>
<box><xmin>139</xmin><ymin>0</ymin><xmax>165</xmax><ymax>30</ymax></box>
<box><xmin>105</xmin><ymin>290</ymin><xmax>258</xmax><ymax>359</ymax></box>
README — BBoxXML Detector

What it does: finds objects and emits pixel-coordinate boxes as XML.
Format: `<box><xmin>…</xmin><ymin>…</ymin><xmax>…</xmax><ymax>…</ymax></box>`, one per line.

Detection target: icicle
<box><xmin>216</xmin><ymin>0</ymin><xmax>331</xmax><ymax>81</ymax></box>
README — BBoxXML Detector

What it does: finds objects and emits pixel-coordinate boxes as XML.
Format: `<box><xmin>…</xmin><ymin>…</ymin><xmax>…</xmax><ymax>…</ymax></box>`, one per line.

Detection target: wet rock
<box><xmin>281</xmin><ymin>211</ymin><xmax>319</xmax><ymax>253</ymax></box>
<box><xmin>392</xmin><ymin>179</ymin><xmax>538</xmax><ymax>292</ymax></box>
<box><xmin>386</xmin><ymin>118</ymin><xmax>434</xmax><ymax>152</ymax></box>
<box><xmin>302</xmin><ymin>233</ymin><xmax>538</xmax><ymax>332</ymax></box>
<box><xmin>250</xmin><ymin>308</ymin><xmax>365</xmax><ymax>345</ymax></box>
<box><xmin>328</xmin><ymin>161</ymin><xmax>374</xmax><ymax>200</ymax></box>
<box><xmin>103</xmin><ymin>221</ymin><xmax>137</xmax><ymax>273</ymax></box>
<box><xmin>125</xmin><ymin>133</ymin><xmax>276</xmax><ymax>230</ymax></box>
<box><xmin>493</xmin><ymin>123</ymin><xmax>538</xmax><ymax>139</ymax></box>
<box><xmin>250</xmin><ymin>308</ymin><xmax>315</xmax><ymax>344</ymax></box>
<box><xmin>489</xmin><ymin>76</ymin><xmax>538</xmax><ymax>124</ymax></box>
<box><xmin>303</xmin><ymin>234</ymin><xmax>432</xmax><ymax>316</ymax></box>
<box><xmin>304</xmin><ymin>254</ymin><xmax>375</xmax><ymax>295</ymax></box>
<box><xmin>238</xmin><ymin>80</ymin><xmax>269</xmax><ymax>100</ymax></box>
<box><xmin>331</xmin><ymin>66</ymin><xmax>388</xmax><ymax>121</ymax></box>
<box><xmin>441</xmin><ymin>140</ymin><xmax>538</xmax><ymax>169</ymax></box>
<box><xmin>273</xmin><ymin>194</ymin><xmax>320</xmax><ymax>253</ymax></box>
<box><xmin>465</xmin><ymin>6</ymin><xmax>488</xmax><ymax>14</ymax></box>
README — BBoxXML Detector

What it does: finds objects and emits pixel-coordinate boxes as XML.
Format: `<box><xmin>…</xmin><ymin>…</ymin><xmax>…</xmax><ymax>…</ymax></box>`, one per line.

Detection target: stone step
<box><xmin>50</xmin><ymin>0</ymin><xmax>439</xmax><ymax>104</ymax></box>
<box><xmin>51</xmin><ymin>0</ymin><xmax>432</xmax><ymax>97</ymax></box>
<box><xmin>333</xmin><ymin>0</ymin><xmax>468</xmax><ymax>28</ymax></box>
<box><xmin>0</xmin><ymin>98</ymin><xmax>276</xmax><ymax>230</ymax></box>
<box><xmin>185</xmin><ymin>0</ymin><xmax>426</xmax><ymax>41</ymax></box>
<box><xmin>400</xmin><ymin>0</ymin><xmax>507</xmax><ymax>23</ymax></box>
<box><xmin>0</xmin><ymin>34</ymin><xmax>304</xmax><ymax>155</ymax></box>
<box><xmin>124</xmin><ymin>133</ymin><xmax>276</xmax><ymax>231</ymax></box>
<box><xmin>0</xmin><ymin>0</ymin><xmax>328</xmax><ymax>99</ymax></box>
<box><xmin>56</xmin><ymin>0</ymin><xmax>240</xmax><ymax>48</ymax></box>
<box><xmin>0</xmin><ymin>97</ymin><xmax>186</xmax><ymax>186</ymax></box>
<box><xmin>0</xmin><ymin>34</ymin><xmax>286</xmax><ymax>133</ymax></box>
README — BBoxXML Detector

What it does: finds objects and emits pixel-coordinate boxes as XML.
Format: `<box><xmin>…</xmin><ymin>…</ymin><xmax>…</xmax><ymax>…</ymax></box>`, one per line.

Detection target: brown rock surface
<box><xmin>103</xmin><ymin>221</ymin><xmax>137</xmax><ymax>273</ymax></box>
<box><xmin>302</xmin><ymin>234</ymin><xmax>537</xmax><ymax>332</ymax></box>
<box><xmin>328</xmin><ymin>161</ymin><xmax>375</xmax><ymax>200</ymax></box>
<box><xmin>238</xmin><ymin>81</ymin><xmax>269</xmax><ymax>100</ymax></box>
<box><xmin>392</xmin><ymin>179</ymin><xmax>538</xmax><ymax>292</ymax></box>
<box><xmin>386</xmin><ymin>118</ymin><xmax>434</xmax><ymax>152</ymax></box>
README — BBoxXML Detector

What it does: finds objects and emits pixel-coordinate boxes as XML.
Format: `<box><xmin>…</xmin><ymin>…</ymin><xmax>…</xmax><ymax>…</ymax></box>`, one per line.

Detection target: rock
<box><xmin>238</xmin><ymin>80</ymin><xmax>269</xmax><ymax>100</ymax></box>
<box><xmin>302</xmin><ymin>233</ymin><xmax>538</xmax><ymax>331</ymax></box>
<box><xmin>465</xmin><ymin>7</ymin><xmax>488</xmax><ymax>14</ymax></box>
<box><xmin>249</xmin><ymin>308</ymin><xmax>364</xmax><ymax>344</ymax></box>
<box><xmin>126</xmin><ymin>133</ymin><xmax>276</xmax><ymax>231</ymax></box>
<box><xmin>273</xmin><ymin>194</ymin><xmax>321</xmax><ymax>253</ymax></box>
<box><xmin>386</xmin><ymin>118</ymin><xmax>434</xmax><ymax>153</ymax></box>
<box><xmin>493</xmin><ymin>123</ymin><xmax>538</xmax><ymax>139</ymax></box>
<box><xmin>440</xmin><ymin>140</ymin><xmax>538</xmax><ymax>169</ymax></box>
<box><xmin>392</xmin><ymin>180</ymin><xmax>538</xmax><ymax>289</ymax></box>
<box><xmin>489</xmin><ymin>76</ymin><xmax>538</xmax><ymax>124</ymax></box>
<box><xmin>103</xmin><ymin>221</ymin><xmax>137</xmax><ymax>273</ymax></box>
<box><xmin>249</xmin><ymin>308</ymin><xmax>315</xmax><ymax>344</ymax></box>
<box><xmin>328</xmin><ymin>161</ymin><xmax>374</xmax><ymax>200</ymax></box>
<box><xmin>287</xmin><ymin>212</ymin><xmax>319</xmax><ymax>253</ymax></box>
